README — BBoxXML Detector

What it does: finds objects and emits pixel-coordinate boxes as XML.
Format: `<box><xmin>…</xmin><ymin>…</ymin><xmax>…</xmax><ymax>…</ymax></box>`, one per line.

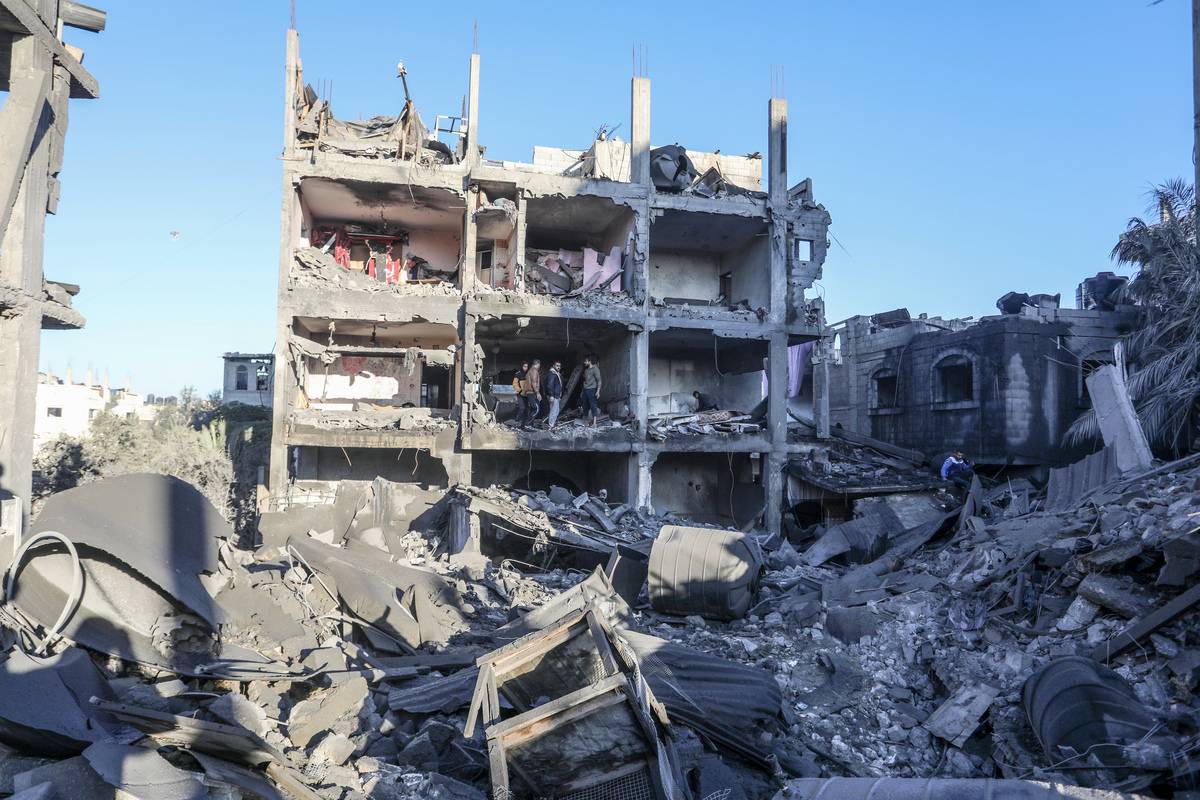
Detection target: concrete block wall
<box><xmin>823</xmin><ymin>312</ymin><xmax>1131</xmax><ymax>467</ymax></box>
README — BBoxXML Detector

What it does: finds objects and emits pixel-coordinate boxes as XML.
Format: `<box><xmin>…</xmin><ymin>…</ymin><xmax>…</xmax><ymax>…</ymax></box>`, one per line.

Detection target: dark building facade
<box><xmin>822</xmin><ymin>298</ymin><xmax>1137</xmax><ymax>467</ymax></box>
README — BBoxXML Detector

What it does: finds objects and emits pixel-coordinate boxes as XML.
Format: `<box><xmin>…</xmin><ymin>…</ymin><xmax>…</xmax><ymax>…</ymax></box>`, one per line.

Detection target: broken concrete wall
<box><xmin>650</xmin><ymin>451</ymin><xmax>763</xmax><ymax>524</ymax></box>
<box><xmin>729</xmin><ymin>229</ymin><xmax>772</xmax><ymax>311</ymax></box>
<box><xmin>649</xmin><ymin>251</ymin><xmax>721</xmax><ymax>301</ymax></box>
<box><xmin>648</xmin><ymin>337</ymin><xmax>768</xmax><ymax>415</ymax></box>
<box><xmin>295</xmin><ymin>446</ymin><xmax>449</xmax><ymax>484</ymax></box>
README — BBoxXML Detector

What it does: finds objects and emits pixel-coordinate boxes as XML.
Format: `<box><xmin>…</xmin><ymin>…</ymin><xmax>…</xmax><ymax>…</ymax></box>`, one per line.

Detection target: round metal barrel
<box><xmin>648</xmin><ymin>525</ymin><xmax>762</xmax><ymax>620</ymax></box>
<box><xmin>1022</xmin><ymin>656</ymin><xmax>1155</xmax><ymax>770</ymax></box>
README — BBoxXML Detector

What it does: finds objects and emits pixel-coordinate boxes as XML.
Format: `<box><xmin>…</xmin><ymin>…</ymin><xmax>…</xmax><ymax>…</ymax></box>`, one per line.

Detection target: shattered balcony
<box><xmin>647</xmin><ymin>327</ymin><xmax>770</xmax><ymax>449</ymax></box>
<box><xmin>648</xmin><ymin>204</ymin><xmax>773</xmax><ymax>324</ymax></box>
<box><xmin>290</xmin><ymin>177</ymin><xmax>465</xmax><ymax>299</ymax></box>
<box><xmin>285</xmin><ymin>316</ymin><xmax>458</xmax><ymax>452</ymax></box>
<box><xmin>465</xmin><ymin>314</ymin><xmax>640</xmax><ymax>451</ymax></box>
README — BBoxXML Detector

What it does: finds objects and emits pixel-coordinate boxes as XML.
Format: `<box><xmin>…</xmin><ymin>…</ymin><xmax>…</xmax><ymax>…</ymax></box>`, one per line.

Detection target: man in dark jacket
<box><xmin>545</xmin><ymin>360</ymin><xmax>564</xmax><ymax>428</ymax></box>
<box><xmin>693</xmin><ymin>390</ymin><xmax>720</xmax><ymax>412</ymax></box>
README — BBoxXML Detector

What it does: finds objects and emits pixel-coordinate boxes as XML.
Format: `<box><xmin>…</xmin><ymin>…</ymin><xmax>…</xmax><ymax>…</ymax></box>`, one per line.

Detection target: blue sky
<box><xmin>38</xmin><ymin>1</ymin><xmax>1194</xmax><ymax>397</ymax></box>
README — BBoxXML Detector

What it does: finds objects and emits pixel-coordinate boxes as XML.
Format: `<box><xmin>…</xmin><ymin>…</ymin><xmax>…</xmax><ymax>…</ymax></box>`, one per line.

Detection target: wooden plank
<box><xmin>1091</xmin><ymin>583</ymin><xmax>1200</xmax><ymax>662</ymax></box>
<box><xmin>477</xmin><ymin>608</ymin><xmax>587</xmax><ymax>667</ymax></box>
<box><xmin>586</xmin><ymin>609</ymin><xmax>620</xmax><ymax>677</ymax></box>
<box><xmin>489</xmin><ymin>672</ymin><xmax>627</xmax><ymax>739</ymax></box>
<box><xmin>486</xmin><ymin>737</ymin><xmax>509</xmax><ymax>798</ymax></box>
<box><xmin>60</xmin><ymin>1</ymin><xmax>106</xmax><ymax>32</ymax></box>
<box><xmin>90</xmin><ymin>698</ymin><xmax>282</xmax><ymax>765</ymax></box>
<box><xmin>499</xmin><ymin>687</ymin><xmax>628</xmax><ymax>750</ymax></box>
<box><xmin>0</xmin><ymin>67</ymin><xmax>50</xmax><ymax>245</ymax></box>
<box><xmin>0</xmin><ymin>0</ymin><xmax>99</xmax><ymax>98</ymax></box>
<box><xmin>463</xmin><ymin>663</ymin><xmax>489</xmax><ymax>738</ymax></box>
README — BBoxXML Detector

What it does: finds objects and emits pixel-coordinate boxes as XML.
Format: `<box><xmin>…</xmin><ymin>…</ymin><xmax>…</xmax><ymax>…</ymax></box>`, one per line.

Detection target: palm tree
<box><xmin>1065</xmin><ymin>179</ymin><xmax>1200</xmax><ymax>456</ymax></box>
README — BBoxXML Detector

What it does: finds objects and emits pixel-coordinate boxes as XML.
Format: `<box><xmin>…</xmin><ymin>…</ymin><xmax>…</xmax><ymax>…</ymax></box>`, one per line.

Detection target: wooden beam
<box><xmin>0</xmin><ymin>67</ymin><xmax>50</xmax><ymax>248</ymax></box>
<box><xmin>1091</xmin><ymin>583</ymin><xmax>1200</xmax><ymax>662</ymax></box>
<box><xmin>0</xmin><ymin>0</ymin><xmax>99</xmax><ymax>98</ymax></box>
<box><xmin>60</xmin><ymin>1</ymin><xmax>105</xmax><ymax>32</ymax></box>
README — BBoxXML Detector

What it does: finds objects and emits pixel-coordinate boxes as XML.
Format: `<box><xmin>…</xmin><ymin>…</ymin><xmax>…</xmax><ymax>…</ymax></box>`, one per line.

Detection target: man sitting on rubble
<box><xmin>545</xmin><ymin>360</ymin><xmax>564</xmax><ymax>428</ymax></box>
<box><xmin>520</xmin><ymin>359</ymin><xmax>543</xmax><ymax>428</ymax></box>
<box><xmin>693</xmin><ymin>390</ymin><xmax>720</xmax><ymax>412</ymax></box>
<box><xmin>511</xmin><ymin>361</ymin><xmax>529</xmax><ymax>426</ymax></box>
<box><xmin>940</xmin><ymin>450</ymin><xmax>975</xmax><ymax>487</ymax></box>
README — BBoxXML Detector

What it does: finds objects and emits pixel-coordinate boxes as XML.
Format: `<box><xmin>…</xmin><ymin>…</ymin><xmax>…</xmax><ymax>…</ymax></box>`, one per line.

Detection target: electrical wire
<box><xmin>2</xmin><ymin>531</ymin><xmax>84</xmax><ymax>656</ymax></box>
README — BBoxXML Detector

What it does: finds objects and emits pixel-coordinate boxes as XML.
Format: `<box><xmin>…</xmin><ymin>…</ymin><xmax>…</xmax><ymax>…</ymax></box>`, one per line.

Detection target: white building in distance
<box><xmin>35</xmin><ymin>370</ymin><xmax>155</xmax><ymax>449</ymax></box>
<box><xmin>222</xmin><ymin>353</ymin><xmax>274</xmax><ymax>407</ymax></box>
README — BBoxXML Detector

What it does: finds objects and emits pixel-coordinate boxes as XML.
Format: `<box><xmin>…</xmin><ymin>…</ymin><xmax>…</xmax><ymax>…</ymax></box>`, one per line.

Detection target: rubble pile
<box><xmin>471</xmin><ymin>281</ymin><xmax>641</xmax><ymax>310</ymax></box>
<box><xmin>291</xmin><ymin>407</ymin><xmax>455</xmax><ymax>433</ymax></box>
<box><xmin>648</xmin><ymin>409</ymin><xmax>763</xmax><ymax>440</ymax></box>
<box><xmin>292</xmin><ymin>248</ymin><xmax>461</xmax><ymax>297</ymax></box>
<box><xmin>2</xmin><ymin>458</ymin><xmax>1199</xmax><ymax>799</ymax></box>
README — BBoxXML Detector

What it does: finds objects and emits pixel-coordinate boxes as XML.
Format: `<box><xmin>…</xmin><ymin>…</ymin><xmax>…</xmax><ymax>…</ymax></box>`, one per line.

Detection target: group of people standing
<box><xmin>510</xmin><ymin>356</ymin><xmax>603</xmax><ymax>429</ymax></box>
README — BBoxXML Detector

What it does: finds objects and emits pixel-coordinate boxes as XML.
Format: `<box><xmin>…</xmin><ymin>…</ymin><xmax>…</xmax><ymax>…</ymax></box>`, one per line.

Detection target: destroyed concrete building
<box><xmin>267</xmin><ymin>30</ymin><xmax>831</xmax><ymax>536</ymax></box>
<box><xmin>819</xmin><ymin>275</ymin><xmax>1138</xmax><ymax>471</ymax></box>
<box><xmin>0</xmin><ymin>0</ymin><xmax>103</xmax><ymax>522</ymax></box>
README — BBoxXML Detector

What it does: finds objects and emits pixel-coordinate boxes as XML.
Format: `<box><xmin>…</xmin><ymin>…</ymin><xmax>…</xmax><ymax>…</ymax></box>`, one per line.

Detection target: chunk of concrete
<box><xmin>923</xmin><ymin>684</ymin><xmax>999</xmax><ymax>748</ymax></box>
<box><xmin>1076</xmin><ymin>573</ymin><xmax>1152</xmax><ymax>619</ymax></box>
<box><xmin>1085</xmin><ymin>366</ymin><xmax>1153</xmax><ymax>473</ymax></box>
<box><xmin>286</xmin><ymin>676</ymin><xmax>369</xmax><ymax>748</ymax></box>
<box><xmin>823</xmin><ymin>605</ymin><xmax>881</xmax><ymax>644</ymax></box>
<box><xmin>312</xmin><ymin>732</ymin><xmax>357</xmax><ymax>765</ymax></box>
<box><xmin>82</xmin><ymin>741</ymin><xmax>207</xmax><ymax>799</ymax></box>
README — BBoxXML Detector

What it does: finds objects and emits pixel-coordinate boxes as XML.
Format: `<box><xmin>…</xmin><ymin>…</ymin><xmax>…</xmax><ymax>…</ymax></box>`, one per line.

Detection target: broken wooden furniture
<box><xmin>464</xmin><ymin>604</ymin><xmax>684</xmax><ymax>800</ymax></box>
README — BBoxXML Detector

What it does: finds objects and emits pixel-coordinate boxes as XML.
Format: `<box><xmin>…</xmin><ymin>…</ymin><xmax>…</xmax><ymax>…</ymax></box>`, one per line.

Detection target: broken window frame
<box><xmin>932</xmin><ymin>353</ymin><xmax>977</xmax><ymax>407</ymax></box>
<box><xmin>869</xmin><ymin>367</ymin><xmax>900</xmax><ymax>413</ymax></box>
<box><xmin>235</xmin><ymin>364</ymin><xmax>249</xmax><ymax>391</ymax></box>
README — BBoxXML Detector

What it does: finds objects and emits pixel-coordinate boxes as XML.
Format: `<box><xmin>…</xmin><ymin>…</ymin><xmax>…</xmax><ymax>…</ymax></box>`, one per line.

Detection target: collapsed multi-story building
<box><xmin>268</xmin><ymin>30</ymin><xmax>831</xmax><ymax>535</ymax></box>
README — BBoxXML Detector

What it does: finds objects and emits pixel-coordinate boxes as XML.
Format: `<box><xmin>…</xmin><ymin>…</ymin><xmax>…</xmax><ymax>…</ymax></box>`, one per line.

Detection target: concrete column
<box><xmin>814</xmin><ymin>345</ymin><xmax>831</xmax><ymax>438</ymax></box>
<box><xmin>268</xmin><ymin>180</ymin><xmax>301</xmax><ymax>493</ymax></box>
<box><xmin>767</xmin><ymin>98</ymin><xmax>787</xmax><ymax>206</ymax></box>
<box><xmin>628</xmin><ymin>326</ymin><xmax>648</xmax><ymax>436</ymax></box>
<box><xmin>459</xmin><ymin>310</ymin><xmax>480</xmax><ymax>436</ymax></box>
<box><xmin>512</xmin><ymin>190</ymin><xmax>528</xmax><ymax>291</ymax></box>
<box><xmin>282</xmin><ymin>29</ymin><xmax>299</xmax><ymax>160</ymax></box>
<box><xmin>635</xmin><ymin>450</ymin><xmax>655</xmax><ymax>512</ymax></box>
<box><xmin>1086</xmin><ymin>365</ymin><xmax>1154</xmax><ymax>472</ymax></box>
<box><xmin>465</xmin><ymin>54</ymin><xmax>480</xmax><ymax>165</ymax></box>
<box><xmin>764</xmin><ymin>451</ymin><xmax>787</xmax><ymax>536</ymax></box>
<box><xmin>0</xmin><ymin>32</ymin><xmax>56</xmax><ymax>521</ymax></box>
<box><xmin>630</xmin><ymin>77</ymin><xmax>651</xmax><ymax>187</ymax></box>
<box><xmin>460</xmin><ymin>185</ymin><xmax>479</xmax><ymax>294</ymax></box>
<box><xmin>766</xmin><ymin>333</ymin><xmax>788</xmax><ymax>447</ymax></box>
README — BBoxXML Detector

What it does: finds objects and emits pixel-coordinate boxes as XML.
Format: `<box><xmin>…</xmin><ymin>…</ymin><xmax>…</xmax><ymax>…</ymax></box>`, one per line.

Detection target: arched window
<box><xmin>934</xmin><ymin>354</ymin><xmax>974</xmax><ymax>404</ymax></box>
<box><xmin>235</xmin><ymin>364</ymin><xmax>248</xmax><ymax>391</ymax></box>
<box><xmin>871</xmin><ymin>368</ymin><xmax>898</xmax><ymax>409</ymax></box>
<box><xmin>832</xmin><ymin>332</ymin><xmax>843</xmax><ymax>365</ymax></box>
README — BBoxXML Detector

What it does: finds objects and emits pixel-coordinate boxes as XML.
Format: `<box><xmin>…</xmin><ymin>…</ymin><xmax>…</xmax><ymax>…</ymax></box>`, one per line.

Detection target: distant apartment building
<box><xmin>35</xmin><ymin>370</ymin><xmax>154</xmax><ymax>449</ymax></box>
<box><xmin>222</xmin><ymin>353</ymin><xmax>274</xmax><ymax>407</ymax></box>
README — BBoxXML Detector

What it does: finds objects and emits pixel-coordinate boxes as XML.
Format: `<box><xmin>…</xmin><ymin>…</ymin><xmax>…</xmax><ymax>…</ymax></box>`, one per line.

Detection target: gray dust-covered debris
<box><xmin>4</xmin><ymin>464</ymin><xmax>1200</xmax><ymax>799</ymax></box>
